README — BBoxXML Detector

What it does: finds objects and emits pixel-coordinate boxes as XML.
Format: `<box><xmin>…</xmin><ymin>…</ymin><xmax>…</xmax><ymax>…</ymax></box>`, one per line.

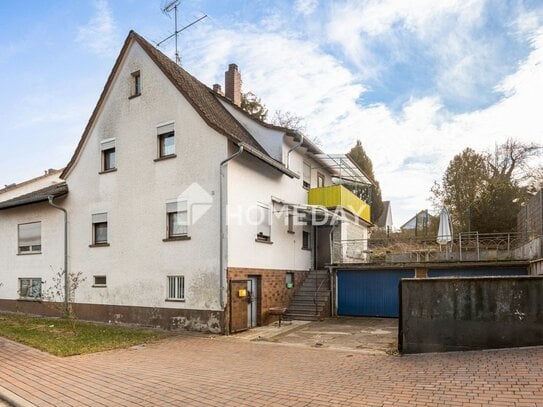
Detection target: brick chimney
<box><xmin>213</xmin><ymin>83</ymin><xmax>223</xmax><ymax>96</ymax></box>
<box><xmin>224</xmin><ymin>63</ymin><xmax>241</xmax><ymax>106</ymax></box>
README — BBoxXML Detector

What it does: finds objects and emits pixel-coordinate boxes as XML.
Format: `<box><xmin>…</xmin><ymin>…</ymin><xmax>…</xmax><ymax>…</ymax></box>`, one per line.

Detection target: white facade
<box><xmin>0</xmin><ymin>32</ymin><xmax>370</xmax><ymax>331</ymax></box>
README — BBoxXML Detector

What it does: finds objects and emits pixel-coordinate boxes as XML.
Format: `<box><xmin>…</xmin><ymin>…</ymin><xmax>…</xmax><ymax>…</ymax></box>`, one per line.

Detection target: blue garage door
<box><xmin>337</xmin><ymin>270</ymin><xmax>415</xmax><ymax>317</ymax></box>
<box><xmin>428</xmin><ymin>267</ymin><xmax>528</xmax><ymax>277</ymax></box>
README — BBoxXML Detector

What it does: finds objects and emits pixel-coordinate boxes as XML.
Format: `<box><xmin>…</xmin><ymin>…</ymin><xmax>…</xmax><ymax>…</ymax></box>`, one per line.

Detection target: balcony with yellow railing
<box><xmin>307</xmin><ymin>184</ymin><xmax>371</xmax><ymax>224</ymax></box>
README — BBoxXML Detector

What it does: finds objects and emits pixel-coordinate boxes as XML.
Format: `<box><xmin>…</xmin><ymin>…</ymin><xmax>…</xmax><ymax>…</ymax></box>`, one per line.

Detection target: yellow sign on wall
<box><xmin>238</xmin><ymin>289</ymin><xmax>247</xmax><ymax>297</ymax></box>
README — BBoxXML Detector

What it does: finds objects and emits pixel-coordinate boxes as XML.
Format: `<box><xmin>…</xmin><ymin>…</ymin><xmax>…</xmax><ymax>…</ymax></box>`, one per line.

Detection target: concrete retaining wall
<box><xmin>400</xmin><ymin>276</ymin><xmax>543</xmax><ymax>353</ymax></box>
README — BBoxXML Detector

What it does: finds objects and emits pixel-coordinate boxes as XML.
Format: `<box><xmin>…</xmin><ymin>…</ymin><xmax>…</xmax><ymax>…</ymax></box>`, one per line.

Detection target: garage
<box><xmin>337</xmin><ymin>269</ymin><xmax>415</xmax><ymax>317</ymax></box>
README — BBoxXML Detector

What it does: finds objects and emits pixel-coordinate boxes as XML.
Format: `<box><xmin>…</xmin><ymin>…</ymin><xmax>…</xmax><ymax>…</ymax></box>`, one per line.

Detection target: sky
<box><xmin>0</xmin><ymin>0</ymin><xmax>542</xmax><ymax>226</ymax></box>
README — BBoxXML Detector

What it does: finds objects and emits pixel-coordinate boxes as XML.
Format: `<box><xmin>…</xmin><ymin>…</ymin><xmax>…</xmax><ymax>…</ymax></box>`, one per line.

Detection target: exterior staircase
<box><xmin>284</xmin><ymin>270</ymin><xmax>331</xmax><ymax>321</ymax></box>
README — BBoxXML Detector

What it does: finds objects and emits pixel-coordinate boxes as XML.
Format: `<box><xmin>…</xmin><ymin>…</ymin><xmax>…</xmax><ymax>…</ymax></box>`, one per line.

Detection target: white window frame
<box><xmin>303</xmin><ymin>162</ymin><xmax>311</xmax><ymax>190</ymax></box>
<box><xmin>92</xmin><ymin>213</ymin><xmax>108</xmax><ymax>245</ymax></box>
<box><xmin>157</xmin><ymin>121</ymin><xmax>176</xmax><ymax>159</ymax></box>
<box><xmin>167</xmin><ymin>275</ymin><xmax>185</xmax><ymax>301</ymax></box>
<box><xmin>302</xmin><ymin>226</ymin><xmax>312</xmax><ymax>250</ymax></box>
<box><xmin>100</xmin><ymin>138</ymin><xmax>116</xmax><ymax>172</ymax></box>
<box><xmin>17</xmin><ymin>222</ymin><xmax>42</xmax><ymax>254</ymax></box>
<box><xmin>256</xmin><ymin>203</ymin><xmax>271</xmax><ymax>242</ymax></box>
<box><xmin>93</xmin><ymin>275</ymin><xmax>107</xmax><ymax>287</ymax></box>
<box><xmin>18</xmin><ymin>278</ymin><xmax>42</xmax><ymax>300</ymax></box>
<box><xmin>166</xmin><ymin>200</ymin><xmax>188</xmax><ymax>238</ymax></box>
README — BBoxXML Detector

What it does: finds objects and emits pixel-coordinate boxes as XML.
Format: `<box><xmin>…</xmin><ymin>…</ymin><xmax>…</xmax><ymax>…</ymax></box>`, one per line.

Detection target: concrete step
<box><xmin>283</xmin><ymin>313</ymin><xmax>320</xmax><ymax>321</ymax></box>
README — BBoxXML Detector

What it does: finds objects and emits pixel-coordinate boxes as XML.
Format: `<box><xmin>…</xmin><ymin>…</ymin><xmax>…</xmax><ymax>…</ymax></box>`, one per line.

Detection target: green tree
<box><xmin>241</xmin><ymin>92</ymin><xmax>268</xmax><ymax>122</ymax></box>
<box><xmin>347</xmin><ymin>140</ymin><xmax>384</xmax><ymax>223</ymax></box>
<box><xmin>434</xmin><ymin>148</ymin><xmax>489</xmax><ymax>232</ymax></box>
<box><xmin>432</xmin><ymin>139</ymin><xmax>541</xmax><ymax>233</ymax></box>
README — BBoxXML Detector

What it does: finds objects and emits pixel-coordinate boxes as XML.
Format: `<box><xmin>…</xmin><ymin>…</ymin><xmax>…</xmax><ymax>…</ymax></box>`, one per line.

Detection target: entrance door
<box><xmin>247</xmin><ymin>276</ymin><xmax>259</xmax><ymax>328</ymax></box>
<box><xmin>315</xmin><ymin>226</ymin><xmax>332</xmax><ymax>269</ymax></box>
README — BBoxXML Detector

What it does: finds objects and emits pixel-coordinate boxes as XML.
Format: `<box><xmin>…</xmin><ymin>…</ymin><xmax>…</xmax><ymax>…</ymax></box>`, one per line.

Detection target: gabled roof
<box><xmin>0</xmin><ymin>182</ymin><xmax>68</xmax><ymax>211</ymax></box>
<box><xmin>375</xmin><ymin>201</ymin><xmax>391</xmax><ymax>228</ymax></box>
<box><xmin>0</xmin><ymin>169</ymin><xmax>62</xmax><ymax>196</ymax></box>
<box><xmin>61</xmin><ymin>31</ymin><xmax>296</xmax><ymax>179</ymax></box>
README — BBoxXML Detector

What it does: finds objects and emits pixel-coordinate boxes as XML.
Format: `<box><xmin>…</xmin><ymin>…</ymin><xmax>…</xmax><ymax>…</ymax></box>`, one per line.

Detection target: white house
<box><xmin>0</xmin><ymin>31</ymin><xmax>372</xmax><ymax>333</ymax></box>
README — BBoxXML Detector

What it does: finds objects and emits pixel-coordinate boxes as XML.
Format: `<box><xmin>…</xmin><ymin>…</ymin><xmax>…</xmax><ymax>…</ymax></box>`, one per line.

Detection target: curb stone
<box><xmin>0</xmin><ymin>386</ymin><xmax>35</xmax><ymax>407</ymax></box>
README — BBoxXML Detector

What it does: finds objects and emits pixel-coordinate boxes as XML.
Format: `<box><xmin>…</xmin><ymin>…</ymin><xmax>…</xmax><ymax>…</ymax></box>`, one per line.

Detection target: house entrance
<box><xmin>229</xmin><ymin>276</ymin><xmax>260</xmax><ymax>333</ymax></box>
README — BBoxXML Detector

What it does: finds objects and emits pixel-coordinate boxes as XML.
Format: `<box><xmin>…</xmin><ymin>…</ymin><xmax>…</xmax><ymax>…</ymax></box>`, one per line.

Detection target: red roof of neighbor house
<box><xmin>61</xmin><ymin>31</ymin><xmax>295</xmax><ymax>180</ymax></box>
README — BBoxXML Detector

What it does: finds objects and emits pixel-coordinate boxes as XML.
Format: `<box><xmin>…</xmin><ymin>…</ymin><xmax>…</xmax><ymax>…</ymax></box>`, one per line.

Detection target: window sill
<box><xmin>99</xmin><ymin>168</ymin><xmax>117</xmax><ymax>174</ymax></box>
<box><xmin>163</xmin><ymin>236</ymin><xmax>191</xmax><ymax>242</ymax></box>
<box><xmin>165</xmin><ymin>298</ymin><xmax>185</xmax><ymax>302</ymax></box>
<box><xmin>154</xmin><ymin>154</ymin><xmax>177</xmax><ymax>162</ymax></box>
<box><xmin>92</xmin><ymin>285</ymin><xmax>107</xmax><ymax>288</ymax></box>
<box><xmin>301</xmin><ymin>247</ymin><xmax>312</xmax><ymax>251</ymax></box>
<box><xmin>128</xmin><ymin>93</ymin><xmax>141</xmax><ymax>100</ymax></box>
<box><xmin>287</xmin><ymin>230</ymin><xmax>295</xmax><ymax>234</ymax></box>
<box><xmin>89</xmin><ymin>243</ymin><xmax>110</xmax><ymax>248</ymax></box>
<box><xmin>17</xmin><ymin>298</ymin><xmax>42</xmax><ymax>302</ymax></box>
<box><xmin>17</xmin><ymin>252</ymin><xmax>42</xmax><ymax>256</ymax></box>
<box><xmin>255</xmin><ymin>238</ymin><xmax>273</xmax><ymax>245</ymax></box>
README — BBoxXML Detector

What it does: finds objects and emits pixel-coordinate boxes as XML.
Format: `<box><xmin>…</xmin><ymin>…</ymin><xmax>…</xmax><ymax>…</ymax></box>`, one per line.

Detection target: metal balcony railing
<box><xmin>331</xmin><ymin>233</ymin><xmax>542</xmax><ymax>264</ymax></box>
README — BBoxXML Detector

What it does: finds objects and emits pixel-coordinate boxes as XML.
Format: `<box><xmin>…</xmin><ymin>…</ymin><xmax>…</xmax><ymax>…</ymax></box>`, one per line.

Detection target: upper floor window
<box><xmin>100</xmin><ymin>138</ymin><xmax>116</xmax><ymax>172</ymax></box>
<box><xmin>18</xmin><ymin>222</ymin><xmax>41</xmax><ymax>254</ymax></box>
<box><xmin>131</xmin><ymin>71</ymin><xmax>141</xmax><ymax>97</ymax></box>
<box><xmin>317</xmin><ymin>172</ymin><xmax>325</xmax><ymax>188</ymax></box>
<box><xmin>166</xmin><ymin>200</ymin><xmax>188</xmax><ymax>239</ymax></box>
<box><xmin>302</xmin><ymin>226</ymin><xmax>312</xmax><ymax>250</ymax></box>
<box><xmin>256</xmin><ymin>203</ymin><xmax>271</xmax><ymax>242</ymax></box>
<box><xmin>157</xmin><ymin>123</ymin><xmax>175</xmax><ymax>159</ymax></box>
<box><xmin>92</xmin><ymin>213</ymin><xmax>108</xmax><ymax>245</ymax></box>
<box><xmin>303</xmin><ymin>162</ymin><xmax>311</xmax><ymax>190</ymax></box>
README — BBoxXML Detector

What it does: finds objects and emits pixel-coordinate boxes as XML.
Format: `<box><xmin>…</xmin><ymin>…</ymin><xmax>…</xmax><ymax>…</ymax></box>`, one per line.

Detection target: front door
<box><xmin>247</xmin><ymin>276</ymin><xmax>259</xmax><ymax>328</ymax></box>
<box><xmin>315</xmin><ymin>226</ymin><xmax>332</xmax><ymax>269</ymax></box>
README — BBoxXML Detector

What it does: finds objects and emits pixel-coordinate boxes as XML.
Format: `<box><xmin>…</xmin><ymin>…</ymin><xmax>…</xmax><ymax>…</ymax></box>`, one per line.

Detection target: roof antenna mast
<box><xmin>157</xmin><ymin>0</ymin><xmax>207</xmax><ymax>66</ymax></box>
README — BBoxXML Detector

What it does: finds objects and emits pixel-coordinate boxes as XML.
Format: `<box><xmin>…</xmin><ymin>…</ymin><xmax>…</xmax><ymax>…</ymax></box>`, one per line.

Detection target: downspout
<box><xmin>286</xmin><ymin>132</ymin><xmax>304</xmax><ymax>169</ymax></box>
<box><xmin>220</xmin><ymin>144</ymin><xmax>244</xmax><ymax>311</ymax></box>
<box><xmin>47</xmin><ymin>196</ymin><xmax>69</xmax><ymax>317</ymax></box>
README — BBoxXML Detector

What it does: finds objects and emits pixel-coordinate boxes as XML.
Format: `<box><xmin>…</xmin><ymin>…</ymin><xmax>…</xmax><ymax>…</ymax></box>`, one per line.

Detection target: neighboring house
<box><xmin>375</xmin><ymin>201</ymin><xmax>393</xmax><ymax>232</ymax></box>
<box><xmin>0</xmin><ymin>31</ymin><xmax>372</xmax><ymax>333</ymax></box>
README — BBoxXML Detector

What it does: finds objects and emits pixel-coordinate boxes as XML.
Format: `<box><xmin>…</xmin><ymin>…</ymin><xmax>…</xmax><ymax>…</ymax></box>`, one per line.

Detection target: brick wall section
<box><xmin>227</xmin><ymin>268</ymin><xmax>308</xmax><ymax>329</ymax></box>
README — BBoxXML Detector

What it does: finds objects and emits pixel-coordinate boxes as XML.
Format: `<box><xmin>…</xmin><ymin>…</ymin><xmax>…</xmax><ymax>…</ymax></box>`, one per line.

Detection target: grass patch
<box><xmin>0</xmin><ymin>312</ymin><xmax>169</xmax><ymax>357</ymax></box>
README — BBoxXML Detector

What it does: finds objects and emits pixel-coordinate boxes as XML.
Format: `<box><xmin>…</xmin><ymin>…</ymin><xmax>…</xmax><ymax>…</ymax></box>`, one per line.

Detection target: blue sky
<box><xmin>1</xmin><ymin>0</ymin><xmax>542</xmax><ymax>225</ymax></box>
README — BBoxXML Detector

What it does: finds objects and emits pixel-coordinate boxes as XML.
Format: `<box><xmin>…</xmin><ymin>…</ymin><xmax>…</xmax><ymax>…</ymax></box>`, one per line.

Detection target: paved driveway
<box><xmin>234</xmin><ymin>317</ymin><xmax>398</xmax><ymax>355</ymax></box>
<box><xmin>1</xmin><ymin>334</ymin><xmax>543</xmax><ymax>406</ymax></box>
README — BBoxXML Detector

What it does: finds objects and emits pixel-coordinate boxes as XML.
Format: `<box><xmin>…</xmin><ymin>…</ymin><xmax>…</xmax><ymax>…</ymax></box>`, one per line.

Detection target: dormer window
<box><xmin>131</xmin><ymin>71</ymin><xmax>141</xmax><ymax>97</ymax></box>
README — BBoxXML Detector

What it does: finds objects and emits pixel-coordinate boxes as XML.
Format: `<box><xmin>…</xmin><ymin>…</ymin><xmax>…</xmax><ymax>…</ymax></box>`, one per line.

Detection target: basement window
<box><xmin>286</xmin><ymin>272</ymin><xmax>294</xmax><ymax>289</ymax></box>
<box><xmin>93</xmin><ymin>276</ymin><xmax>107</xmax><ymax>287</ymax></box>
<box><xmin>19</xmin><ymin>278</ymin><xmax>42</xmax><ymax>300</ymax></box>
<box><xmin>18</xmin><ymin>222</ymin><xmax>41</xmax><ymax>254</ymax></box>
<box><xmin>167</xmin><ymin>276</ymin><xmax>185</xmax><ymax>301</ymax></box>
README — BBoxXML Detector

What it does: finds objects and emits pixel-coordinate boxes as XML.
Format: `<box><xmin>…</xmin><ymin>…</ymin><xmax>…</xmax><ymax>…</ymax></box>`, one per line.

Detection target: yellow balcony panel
<box><xmin>308</xmin><ymin>185</ymin><xmax>371</xmax><ymax>224</ymax></box>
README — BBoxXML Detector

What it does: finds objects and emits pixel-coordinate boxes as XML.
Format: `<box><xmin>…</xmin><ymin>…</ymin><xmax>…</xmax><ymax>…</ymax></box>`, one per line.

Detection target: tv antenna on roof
<box><xmin>157</xmin><ymin>0</ymin><xmax>207</xmax><ymax>66</ymax></box>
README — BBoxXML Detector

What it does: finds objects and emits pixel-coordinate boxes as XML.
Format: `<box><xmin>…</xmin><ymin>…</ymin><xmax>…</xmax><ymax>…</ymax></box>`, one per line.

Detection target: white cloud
<box><xmin>183</xmin><ymin>9</ymin><xmax>543</xmax><ymax>226</ymax></box>
<box><xmin>295</xmin><ymin>0</ymin><xmax>319</xmax><ymax>16</ymax></box>
<box><xmin>76</xmin><ymin>0</ymin><xmax>119</xmax><ymax>57</ymax></box>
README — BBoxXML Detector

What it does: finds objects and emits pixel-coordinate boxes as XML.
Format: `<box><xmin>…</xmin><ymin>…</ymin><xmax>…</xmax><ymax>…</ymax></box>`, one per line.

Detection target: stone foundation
<box><xmin>0</xmin><ymin>299</ymin><xmax>224</xmax><ymax>333</ymax></box>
